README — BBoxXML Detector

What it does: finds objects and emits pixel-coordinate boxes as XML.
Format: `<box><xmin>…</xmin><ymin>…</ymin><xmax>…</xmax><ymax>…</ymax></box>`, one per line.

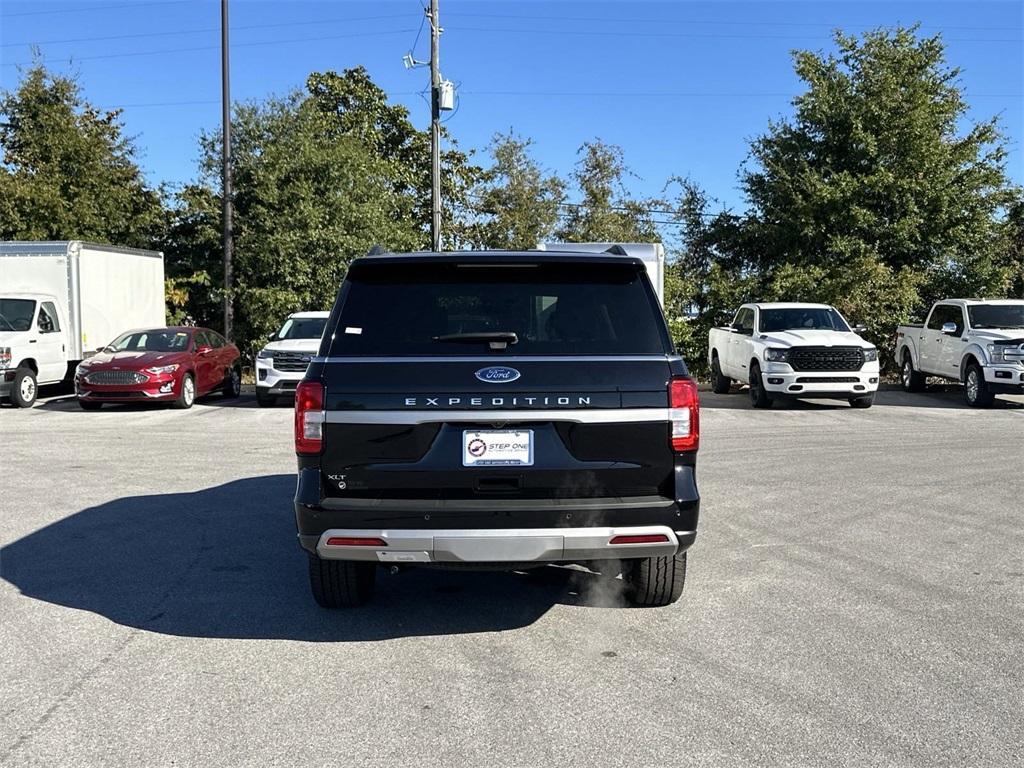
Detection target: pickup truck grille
<box><xmin>272</xmin><ymin>352</ymin><xmax>313</xmax><ymax>372</ymax></box>
<box><xmin>788</xmin><ymin>347</ymin><xmax>864</xmax><ymax>372</ymax></box>
<box><xmin>85</xmin><ymin>371</ymin><xmax>148</xmax><ymax>385</ymax></box>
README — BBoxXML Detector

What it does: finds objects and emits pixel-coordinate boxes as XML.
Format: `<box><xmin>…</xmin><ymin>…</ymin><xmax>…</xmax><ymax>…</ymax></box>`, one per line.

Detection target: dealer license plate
<box><xmin>462</xmin><ymin>430</ymin><xmax>534</xmax><ymax>467</ymax></box>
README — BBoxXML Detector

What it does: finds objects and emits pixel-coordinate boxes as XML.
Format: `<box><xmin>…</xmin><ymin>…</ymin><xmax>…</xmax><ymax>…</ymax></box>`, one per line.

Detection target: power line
<box><xmin>2</xmin><ymin>1</ymin><xmax>189</xmax><ymax>18</ymax></box>
<box><xmin>446</xmin><ymin>11</ymin><xmax>1022</xmax><ymax>35</ymax></box>
<box><xmin>3</xmin><ymin>29</ymin><xmax>419</xmax><ymax>67</ymax></box>
<box><xmin>448</xmin><ymin>25</ymin><xmax>1022</xmax><ymax>44</ymax></box>
<box><xmin>1</xmin><ymin>12</ymin><xmax>414</xmax><ymax>48</ymax></box>
<box><xmin>462</xmin><ymin>89</ymin><xmax>1024</xmax><ymax>99</ymax></box>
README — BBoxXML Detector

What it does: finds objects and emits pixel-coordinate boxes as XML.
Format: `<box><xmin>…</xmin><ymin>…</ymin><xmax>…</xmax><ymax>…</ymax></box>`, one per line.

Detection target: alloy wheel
<box><xmin>966</xmin><ymin>369</ymin><xmax>979</xmax><ymax>403</ymax></box>
<box><xmin>183</xmin><ymin>377</ymin><xmax>195</xmax><ymax>406</ymax></box>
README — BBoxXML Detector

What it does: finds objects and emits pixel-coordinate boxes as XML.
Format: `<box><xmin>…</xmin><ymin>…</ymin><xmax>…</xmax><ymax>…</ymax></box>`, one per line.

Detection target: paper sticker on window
<box><xmin>345</xmin><ymin>327</ymin><xmax>363</xmax><ymax>335</ymax></box>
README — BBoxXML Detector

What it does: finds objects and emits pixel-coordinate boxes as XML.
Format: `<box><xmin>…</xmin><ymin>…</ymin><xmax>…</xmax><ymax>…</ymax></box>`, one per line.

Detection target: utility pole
<box><xmin>220</xmin><ymin>0</ymin><xmax>234</xmax><ymax>339</ymax></box>
<box><xmin>429</xmin><ymin>0</ymin><xmax>441</xmax><ymax>252</ymax></box>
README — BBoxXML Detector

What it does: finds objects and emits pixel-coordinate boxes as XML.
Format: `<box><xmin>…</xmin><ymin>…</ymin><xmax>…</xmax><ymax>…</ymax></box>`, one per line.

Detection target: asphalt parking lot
<box><xmin>2</xmin><ymin>387</ymin><xmax>1022</xmax><ymax>767</ymax></box>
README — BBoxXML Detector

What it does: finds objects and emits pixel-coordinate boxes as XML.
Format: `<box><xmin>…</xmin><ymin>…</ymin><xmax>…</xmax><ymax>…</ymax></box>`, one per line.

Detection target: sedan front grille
<box><xmin>85</xmin><ymin>371</ymin><xmax>148</xmax><ymax>385</ymax></box>
<box><xmin>788</xmin><ymin>347</ymin><xmax>865</xmax><ymax>372</ymax></box>
<box><xmin>272</xmin><ymin>352</ymin><xmax>313</xmax><ymax>372</ymax></box>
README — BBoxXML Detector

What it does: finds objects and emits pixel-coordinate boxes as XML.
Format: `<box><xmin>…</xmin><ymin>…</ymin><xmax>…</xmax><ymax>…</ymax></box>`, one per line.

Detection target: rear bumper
<box><xmin>310</xmin><ymin>525</ymin><xmax>692</xmax><ymax>563</ymax></box>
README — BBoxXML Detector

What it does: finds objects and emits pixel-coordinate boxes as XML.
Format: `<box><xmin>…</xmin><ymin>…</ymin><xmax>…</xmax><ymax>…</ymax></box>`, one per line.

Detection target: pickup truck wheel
<box><xmin>78</xmin><ymin>399</ymin><xmax>102</xmax><ymax>411</ymax></box>
<box><xmin>308</xmin><ymin>554</ymin><xmax>376</xmax><ymax>608</ymax></box>
<box><xmin>711</xmin><ymin>356</ymin><xmax>731</xmax><ymax>394</ymax></box>
<box><xmin>964</xmin><ymin>363</ymin><xmax>994</xmax><ymax>408</ymax></box>
<box><xmin>222</xmin><ymin>365</ymin><xmax>241</xmax><ymax>398</ymax></box>
<box><xmin>11</xmin><ymin>367</ymin><xmax>37</xmax><ymax>408</ymax></box>
<box><xmin>901</xmin><ymin>354</ymin><xmax>926</xmax><ymax>392</ymax></box>
<box><xmin>748</xmin><ymin>363</ymin><xmax>773</xmax><ymax>409</ymax></box>
<box><xmin>623</xmin><ymin>552</ymin><xmax>687</xmax><ymax>607</ymax></box>
<box><xmin>173</xmin><ymin>374</ymin><xmax>195</xmax><ymax>409</ymax></box>
<box><xmin>849</xmin><ymin>394</ymin><xmax>874</xmax><ymax>408</ymax></box>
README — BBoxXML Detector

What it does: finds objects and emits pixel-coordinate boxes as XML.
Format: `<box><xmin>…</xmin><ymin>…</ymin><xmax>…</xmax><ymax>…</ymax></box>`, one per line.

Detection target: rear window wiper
<box><xmin>433</xmin><ymin>331</ymin><xmax>519</xmax><ymax>350</ymax></box>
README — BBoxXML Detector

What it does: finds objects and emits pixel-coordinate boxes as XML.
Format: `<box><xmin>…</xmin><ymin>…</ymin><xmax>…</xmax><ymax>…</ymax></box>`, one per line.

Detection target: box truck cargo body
<box><xmin>536</xmin><ymin>242</ymin><xmax>666</xmax><ymax>305</ymax></box>
<box><xmin>0</xmin><ymin>241</ymin><xmax>165</xmax><ymax>406</ymax></box>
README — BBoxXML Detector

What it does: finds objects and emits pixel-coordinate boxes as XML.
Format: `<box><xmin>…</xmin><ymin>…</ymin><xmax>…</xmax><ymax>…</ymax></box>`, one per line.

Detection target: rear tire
<box><xmin>748</xmin><ymin>363</ymin><xmax>772</xmax><ymax>409</ymax></box>
<box><xmin>255</xmin><ymin>388</ymin><xmax>276</xmax><ymax>407</ymax></box>
<box><xmin>964</xmin><ymin>362</ymin><xmax>994</xmax><ymax>408</ymax></box>
<box><xmin>711</xmin><ymin>356</ymin><xmax>731</xmax><ymax>394</ymax></box>
<box><xmin>849</xmin><ymin>394</ymin><xmax>874</xmax><ymax>408</ymax></box>
<box><xmin>901</xmin><ymin>353</ymin><xmax>926</xmax><ymax>392</ymax></box>
<box><xmin>78</xmin><ymin>399</ymin><xmax>102</xmax><ymax>411</ymax></box>
<box><xmin>222</xmin><ymin>365</ymin><xmax>241</xmax><ymax>398</ymax></box>
<box><xmin>623</xmin><ymin>552</ymin><xmax>687</xmax><ymax>607</ymax></box>
<box><xmin>11</xmin><ymin>367</ymin><xmax>37</xmax><ymax>408</ymax></box>
<box><xmin>308</xmin><ymin>554</ymin><xmax>376</xmax><ymax>608</ymax></box>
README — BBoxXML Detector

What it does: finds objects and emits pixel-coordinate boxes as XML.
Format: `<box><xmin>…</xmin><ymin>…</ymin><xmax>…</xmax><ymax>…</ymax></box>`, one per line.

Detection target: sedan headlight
<box><xmin>257</xmin><ymin>348</ymin><xmax>274</xmax><ymax>359</ymax></box>
<box><xmin>862</xmin><ymin>348</ymin><xmax>878</xmax><ymax>362</ymax></box>
<box><xmin>145</xmin><ymin>364</ymin><xmax>180</xmax><ymax>375</ymax></box>
<box><xmin>0</xmin><ymin>347</ymin><xmax>11</xmax><ymax>369</ymax></box>
<box><xmin>764</xmin><ymin>348</ymin><xmax>789</xmax><ymax>362</ymax></box>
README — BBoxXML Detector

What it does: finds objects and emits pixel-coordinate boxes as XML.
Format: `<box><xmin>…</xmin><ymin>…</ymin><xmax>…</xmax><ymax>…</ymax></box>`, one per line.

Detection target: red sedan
<box><xmin>75</xmin><ymin>327</ymin><xmax>241</xmax><ymax>410</ymax></box>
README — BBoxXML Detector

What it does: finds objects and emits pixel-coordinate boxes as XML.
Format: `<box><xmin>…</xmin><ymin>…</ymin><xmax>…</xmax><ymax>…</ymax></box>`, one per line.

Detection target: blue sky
<box><xmin>2</xmin><ymin>0</ymin><xmax>1022</xmax><ymax>215</ymax></box>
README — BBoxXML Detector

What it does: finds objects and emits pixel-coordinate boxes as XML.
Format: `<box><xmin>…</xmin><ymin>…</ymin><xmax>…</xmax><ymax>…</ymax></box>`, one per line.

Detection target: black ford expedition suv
<box><xmin>294</xmin><ymin>250</ymin><xmax>700</xmax><ymax>608</ymax></box>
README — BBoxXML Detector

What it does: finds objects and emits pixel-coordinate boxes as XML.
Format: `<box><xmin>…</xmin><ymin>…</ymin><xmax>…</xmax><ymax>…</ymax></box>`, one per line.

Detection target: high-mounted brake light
<box><xmin>669</xmin><ymin>377</ymin><xmax>700</xmax><ymax>453</ymax></box>
<box><xmin>294</xmin><ymin>380</ymin><xmax>324</xmax><ymax>455</ymax></box>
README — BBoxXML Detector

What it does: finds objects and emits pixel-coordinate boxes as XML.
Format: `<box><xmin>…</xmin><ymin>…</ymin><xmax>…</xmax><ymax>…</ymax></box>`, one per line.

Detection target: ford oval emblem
<box><xmin>475</xmin><ymin>366</ymin><xmax>521</xmax><ymax>384</ymax></box>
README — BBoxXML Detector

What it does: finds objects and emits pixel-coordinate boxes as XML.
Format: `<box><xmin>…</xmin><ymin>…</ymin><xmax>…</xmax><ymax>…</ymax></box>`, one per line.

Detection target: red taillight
<box><xmin>325</xmin><ymin>537</ymin><xmax>387</xmax><ymax>547</ymax></box>
<box><xmin>294</xmin><ymin>380</ymin><xmax>324</xmax><ymax>455</ymax></box>
<box><xmin>609</xmin><ymin>534</ymin><xmax>670</xmax><ymax>545</ymax></box>
<box><xmin>669</xmin><ymin>377</ymin><xmax>699</xmax><ymax>452</ymax></box>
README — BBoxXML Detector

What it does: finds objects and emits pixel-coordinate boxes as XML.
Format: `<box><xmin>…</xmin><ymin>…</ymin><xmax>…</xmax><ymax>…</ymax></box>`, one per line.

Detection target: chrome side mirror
<box><xmin>940</xmin><ymin>322</ymin><xmax>958</xmax><ymax>335</ymax></box>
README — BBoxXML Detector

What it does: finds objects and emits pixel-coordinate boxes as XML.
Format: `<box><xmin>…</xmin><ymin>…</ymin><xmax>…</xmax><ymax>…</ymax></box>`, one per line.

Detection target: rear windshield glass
<box><xmin>277</xmin><ymin>317</ymin><xmax>327</xmax><ymax>340</ymax></box>
<box><xmin>327</xmin><ymin>261</ymin><xmax>669</xmax><ymax>356</ymax></box>
<box><xmin>759</xmin><ymin>307</ymin><xmax>850</xmax><ymax>333</ymax></box>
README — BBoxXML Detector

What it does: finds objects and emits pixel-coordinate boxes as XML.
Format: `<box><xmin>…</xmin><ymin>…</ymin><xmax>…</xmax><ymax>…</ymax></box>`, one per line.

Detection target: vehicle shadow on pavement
<box><xmin>32</xmin><ymin>394</ymin><xmax>263</xmax><ymax>412</ymax></box>
<box><xmin>0</xmin><ymin>475</ymin><xmax>616</xmax><ymax>641</ymax></box>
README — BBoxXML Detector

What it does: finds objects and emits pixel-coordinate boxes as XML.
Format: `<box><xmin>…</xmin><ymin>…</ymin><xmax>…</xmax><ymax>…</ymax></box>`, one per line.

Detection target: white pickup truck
<box><xmin>895</xmin><ymin>299</ymin><xmax>1024</xmax><ymax>407</ymax></box>
<box><xmin>708</xmin><ymin>302</ymin><xmax>880</xmax><ymax>408</ymax></box>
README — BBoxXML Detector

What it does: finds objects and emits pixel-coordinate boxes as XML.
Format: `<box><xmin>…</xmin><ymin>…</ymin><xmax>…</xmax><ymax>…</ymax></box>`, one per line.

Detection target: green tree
<box><xmin>556</xmin><ymin>140</ymin><xmax>660</xmax><ymax>242</ymax></box>
<box><xmin>467</xmin><ymin>132</ymin><xmax>564</xmax><ymax>249</ymax></box>
<box><xmin>739</xmin><ymin>27</ymin><xmax>1016</xmax><ymax>339</ymax></box>
<box><xmin>0</xmin><ymin>63</ymin><xmax>162</xmax><ymax>246</ymax></box>
<box><xmin>174</xmin><ymin>67</ymin><xmax>480</xmax><ymax>352</ymax></box>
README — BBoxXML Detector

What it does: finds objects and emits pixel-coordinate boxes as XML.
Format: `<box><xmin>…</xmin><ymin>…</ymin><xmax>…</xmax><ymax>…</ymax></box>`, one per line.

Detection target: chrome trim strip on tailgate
<box><xmin>323</xmin><ymin>408</ymin><xmax>670</xmax><ymax>424</ymax></box>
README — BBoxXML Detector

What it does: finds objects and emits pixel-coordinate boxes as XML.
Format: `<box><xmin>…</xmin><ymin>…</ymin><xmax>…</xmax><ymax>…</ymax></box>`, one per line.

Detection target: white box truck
<box><xmin>0</xmin><ymin>241</ymin><xmax>165</xmax><ymax>407</ymax></box>
<box><xmin>537</xmin><ymin>242</ymin><xmax>666</xmax><ymax>305</ymax></box>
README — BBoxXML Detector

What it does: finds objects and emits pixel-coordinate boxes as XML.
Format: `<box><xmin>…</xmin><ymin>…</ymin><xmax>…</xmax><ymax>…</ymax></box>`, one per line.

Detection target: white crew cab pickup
<box><xmin>895</xmin><ymin>299</ymin><xmax>1024</xmax><ymax>407</ymax></box>
<box><xmin>708</xmin><ymin>302</ymin><xmax>880</xmax><ymax>408</ymax></box>
<box><xmin>254</xmin><ymin>311</ymin><xmax>329</xmax><ymax>406</ymax></box>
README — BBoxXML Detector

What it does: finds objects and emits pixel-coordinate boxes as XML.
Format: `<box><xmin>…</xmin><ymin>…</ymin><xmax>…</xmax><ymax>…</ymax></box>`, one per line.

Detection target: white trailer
<box><xmin>537</xmin><ymin>242</ymin><xmax>666</xmax><ymax>305</ymax></box>
<box><xmin>0</xmin><ymin>241</ymin><xmax>165</xmax><ymax>406</ymax></box>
